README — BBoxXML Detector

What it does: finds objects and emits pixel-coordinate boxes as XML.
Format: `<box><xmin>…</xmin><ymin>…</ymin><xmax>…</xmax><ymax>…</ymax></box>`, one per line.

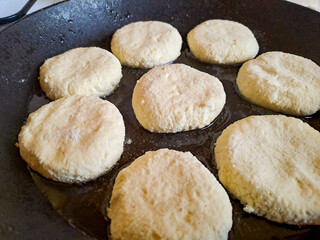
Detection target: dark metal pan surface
<box><xmin>0</xmin><ymin>0</ymin><xmax>319</xmax><ymax>239</ymax></box>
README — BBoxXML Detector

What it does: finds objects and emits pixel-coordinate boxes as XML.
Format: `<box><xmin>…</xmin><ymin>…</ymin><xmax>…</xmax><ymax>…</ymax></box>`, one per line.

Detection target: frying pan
<box><xmin>0</xmin><ymin>0</ymin><xmax>319</xmax><ymax>239</ymax></box>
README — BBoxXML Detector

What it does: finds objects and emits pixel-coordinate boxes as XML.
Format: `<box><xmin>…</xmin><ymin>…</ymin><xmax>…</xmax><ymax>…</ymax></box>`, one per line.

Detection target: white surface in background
<box><xmin>286</xmin><ymin>0</ymin><xmax>320</xmax><ymax>11</ymax></box>
<box><xmin>0</xmin><ymin>0</ymin><xmax>318</xmax><ymax>27</ymax></box>
<box><xmin>0</xmin><ymin>0</ymin><xmax>64</xmax><ymax>18</ymax></box>
<box><xmin>0</xmin><ymin>0</ymin><xmax>319</xmax><ymax>18</ymax></box>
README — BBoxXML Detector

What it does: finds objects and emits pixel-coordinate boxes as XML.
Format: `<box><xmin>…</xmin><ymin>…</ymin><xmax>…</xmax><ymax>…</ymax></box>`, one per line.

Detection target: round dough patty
<box><xmin>236</xmin><ymin>51</ymin><xmax>320</xmax><ymax>116</ymax></box>
<box><xmin>108</xmin><ymin>148</ymin><xmax>232</xmax><ymax>240</ymax></box>
<box><xmin>39</xmin><ymin>47</ymin><xmax>122</xmax><ymax>100</ymax></box>
<box><xmin>187</xmin><ymin>19</ymin><xmax>259</xmax><ymax>64</ymax></box>
<box><xmin>111</xmin><ymin>21</ymin><xmax>182</xmax><ymax>68</ymax></box>
<box><xmin>18</xmin><ymin>96</ymin><xmax>125</xmax><ymax>183</ymax></box>
<box><xmin>215</xmin><ymin>115</ymin><xmax>320</xmax><ymax>225</ymax></box>
<box><xmin>132</xmin><ymin>64</ymin><xmax>226</xmax><ymax>133</ymax></box>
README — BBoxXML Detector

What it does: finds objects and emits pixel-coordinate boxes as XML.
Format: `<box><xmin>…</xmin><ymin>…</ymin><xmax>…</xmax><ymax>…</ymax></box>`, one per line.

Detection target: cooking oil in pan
<box><xmin>28</xmin><ymin>48</ymin><xmax>320</xmax><ymax>240</ymax></box>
